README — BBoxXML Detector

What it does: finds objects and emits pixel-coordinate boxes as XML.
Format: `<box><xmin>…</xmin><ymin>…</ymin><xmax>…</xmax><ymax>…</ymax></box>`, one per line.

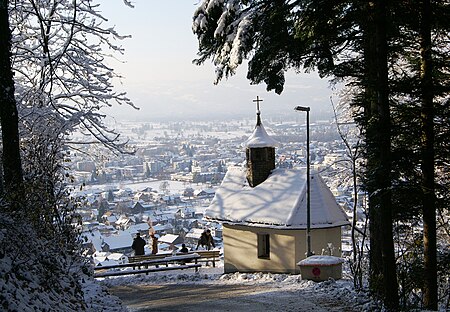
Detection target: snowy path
<box><xmin>101</xmin><ymin>267</ymin><xmax>378</xmax><ymax>311</ymax></box>
<box><xmin>110</xmin><ymin>283</ymin><xmax>366</xmax><ymax>311</ymax></box>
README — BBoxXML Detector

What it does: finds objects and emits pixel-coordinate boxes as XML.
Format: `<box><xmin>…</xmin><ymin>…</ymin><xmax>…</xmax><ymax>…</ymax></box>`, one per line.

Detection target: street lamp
<box><xmin>294</xmin><ymin>106</ymin><xmax>312</xmax><ymax>257</ymax></box>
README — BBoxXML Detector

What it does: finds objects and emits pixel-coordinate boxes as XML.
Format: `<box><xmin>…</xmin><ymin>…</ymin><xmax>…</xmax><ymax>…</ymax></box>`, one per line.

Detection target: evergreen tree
<box><xmin>389</xmin><ymin>0</ymin><xmax>449</xmax><ymax>308</ymax></box>
<box><xmin>418</xmin><ymin>0</ymin><xmax>437</xmax><ymax>308</ymax></box>
<box><xmin>365</xmin><ymin>2</ymin><xmax>398</xmax><ymax>308</ymax></box>
<box><xmin>97</xmin><ymin>200</ymin><xmax>108</xmax><ymax>223</ymax></box>
<box><xmin>217</xmin><ymin>160</ymin><xmax>224</xmax><ymax>173</ymax></box>
<box><xmin>144</xmin><ymin>162</ymin><xmax>151</xmax><ymax>178</ymax></box>
<box><xmin>108</xmin><ymin>189</ymin><xmax>115</xmax><ymax>202</ymax></box>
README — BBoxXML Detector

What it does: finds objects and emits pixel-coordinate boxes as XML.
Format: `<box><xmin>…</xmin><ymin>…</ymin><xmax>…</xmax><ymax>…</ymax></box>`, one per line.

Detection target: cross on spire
<box><xmin>253</xmin><ymin>96</ymin><xmax>263</xmax><ymax>112</ymax></box>
<box><xmin>253</xmin><ymin>96</ymin><xmax>263</xmax><ymax>126</ymax></box>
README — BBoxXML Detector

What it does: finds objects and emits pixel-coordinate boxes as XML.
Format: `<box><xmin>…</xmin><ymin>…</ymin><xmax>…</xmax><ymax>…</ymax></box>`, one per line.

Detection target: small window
<box><xmin>257</xmin><ymin>233</ymin><xmax>270</xmax><ymax>259</ymax></box>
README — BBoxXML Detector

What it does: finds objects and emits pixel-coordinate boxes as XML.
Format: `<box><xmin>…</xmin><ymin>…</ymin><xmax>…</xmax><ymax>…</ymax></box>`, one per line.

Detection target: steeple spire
<box><xmin>244</xmin><ymin>96</ymin><xmax>278</xmax><ymax>187</ymax></box>
<box><xmin>253</xmin><ymin>96</ymin><xmax>263</xmax><ymax>126</ymax></box>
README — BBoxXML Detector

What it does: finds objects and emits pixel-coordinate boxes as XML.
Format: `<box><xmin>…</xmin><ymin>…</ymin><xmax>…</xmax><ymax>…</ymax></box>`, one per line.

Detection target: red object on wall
<box><xmin>312</xmin><ymin>267</ymin><xmax>321</xmax><ymax>276</ymax></box>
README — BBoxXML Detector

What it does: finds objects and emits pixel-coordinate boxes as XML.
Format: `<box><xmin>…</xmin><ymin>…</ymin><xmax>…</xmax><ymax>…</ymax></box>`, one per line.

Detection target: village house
<box><xmin>209</xmin><ymin>224</ymin><xmax>223</xmax><ymax>239</ymax></box>
<box><xmin>128</xmin><ymin>222</ymin><xmax>150</xmax><ymax>237</ymax></box>
<box><xmin>182</xmin><ymin>187</ymin><xmax>195</xmax><ymax>198</ymax></box>
<box><xmin>205</xmin><ymin>108</ymin><xmax>349</xmax><ymax>274</ymax></box>
<box><xmin>175</xmin><ymin>207</ymin><xmax>195</xmax><ymax>219</ymax></box>
<box><xmin>131</xmin><ymin>202</ymin><xmax>146</xmax><ymax>214</ymax></box>
<box><xmin>152</xmin><ymin>223</ymin><xmax>174</xmax><ymax>236</ymax></box>
<box><xmin>193</xmin><ymin>188</ymin><xmax>216</xmax><ymax>198</ymax></box>
<box><xmin>81</xmin><ymin>229</ymin><xmax>103</xmax><ymax>256</ymax></box>
<box><xmin>113</xmin><ymin>199</ymin><xmax>134</xmax><ymax>215</ymax></box>
<box><xmin>175</xmin><ymin>227</ymin><xmax>188</xmax><ymax>241</ymax></box>
<box><xmin>77</xmin><ymin>209</ymin><xmax>97</xmax><ymax>222</ymax></box>
<box><xmin>102</xmin><ymin>230</ymin><xmax>148</xmax><ymax>255</ymax></box>
<box><xmin>158</xmin><ymin>234</ymin><xmax>184</xmax><ymax>250</ymax></box>
<box><xmin>134</xmin><ymin>191</ymin><xmax>151</xmax><ymax>202</ymax></box>
<box><xmin>103</xmin><ymin>212</ymin><xmax>119</xmax><ymax>226</ymax></box>
<box><xmin>93</xmin><ymin>252</ymin><xmax>128</xmax><ymax>267</ymax></box>
<box><xmin>115</xmin><ymin>215</ymin><xmax>135</xmax><ymax>230</ymax></box>
<box><xmin>102</xmin><ymin>235</ymin><xmax>133</xmax><ymax>254</ymax></box>
<box><xmin>184</xmin><ymin>228</ymin><xmax>204</xmax><ymax>247</ymax></box>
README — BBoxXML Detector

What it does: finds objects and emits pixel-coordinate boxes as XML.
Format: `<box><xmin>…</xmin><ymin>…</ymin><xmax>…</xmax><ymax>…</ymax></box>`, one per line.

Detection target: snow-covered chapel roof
<box><xmin>205</xmin><ymin>167</ymin><xmax>349</xmax><ymax>229</ymax></box>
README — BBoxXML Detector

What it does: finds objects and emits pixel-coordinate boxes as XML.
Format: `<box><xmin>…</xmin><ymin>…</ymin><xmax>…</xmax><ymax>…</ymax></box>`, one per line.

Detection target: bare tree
<box><xmin>330</xmin><ymin>93</ymin><xmax>367</xmax><ymax>289</ymax></box>
<box><xmin>9</xmin><ymin>0</ymin><xmax>137</xmax><ymax>153</ymax></box>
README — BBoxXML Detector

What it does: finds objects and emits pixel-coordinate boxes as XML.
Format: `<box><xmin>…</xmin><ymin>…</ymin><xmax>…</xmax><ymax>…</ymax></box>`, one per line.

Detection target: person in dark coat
<box><xmin>196</xmin><ymin>229</ymin><xmax>215</xmax><ymax>250</ymax></box>
<box><xmin>180</xmin><ymin>243</ymin><xmax>189</xmax><ymax>253</ymax></box>
<box><xmin>131</xmin><ymin>233</ymin><xmax>146</xmax><ymax>256</ymax></box>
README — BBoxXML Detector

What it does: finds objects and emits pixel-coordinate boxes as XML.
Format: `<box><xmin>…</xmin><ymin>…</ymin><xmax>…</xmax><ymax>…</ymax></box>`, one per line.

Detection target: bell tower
<box><xmin>243</xmin><ymin>97</ymin><xmax>278</xmax><ymax>187</ymax></box>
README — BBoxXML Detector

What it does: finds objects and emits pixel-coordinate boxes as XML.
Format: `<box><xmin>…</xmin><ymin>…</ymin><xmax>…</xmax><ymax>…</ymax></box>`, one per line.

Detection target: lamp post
<box><xmin>294</xmin><ymin>106</ymin><xmax>312</xmax><ymax>257</ymax></box>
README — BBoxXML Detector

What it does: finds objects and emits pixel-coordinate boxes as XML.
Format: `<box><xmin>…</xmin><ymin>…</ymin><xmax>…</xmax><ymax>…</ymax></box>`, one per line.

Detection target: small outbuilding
<box><xmin>205</xmin><ymin>106</ymin><xmax>349</xmax><ymax>274</ymax></box>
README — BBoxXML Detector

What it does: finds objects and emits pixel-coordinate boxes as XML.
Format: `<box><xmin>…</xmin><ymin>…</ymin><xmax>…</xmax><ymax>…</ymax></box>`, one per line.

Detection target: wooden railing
<box><xmin>128</xmin><ymin>249</ymin><xmax>221</xmax><ymax>268</ymax></box>
<box><xmin>94</xmin><ymin>253</ymin><xmax>201</xmax><ymax>278</ymax></box>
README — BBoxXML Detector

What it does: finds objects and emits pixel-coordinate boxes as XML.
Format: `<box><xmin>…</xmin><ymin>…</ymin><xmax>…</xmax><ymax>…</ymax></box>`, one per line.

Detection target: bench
<box><xmin>94</xmin><ymin>263</ymin><xmax>201</xmax><ymax>278</ymax></box>
<box><xmin>128</xmin><ymin>253</ymin><xmax>168</xmax><ymax>263</ymax></box>
<box><xmin>94</xmin><ymin>254</ymin><xmax>201</xmax><ymax>278</ymax></box>
<box><xmin>190</xmin><ymin>250</ymin><xmax>221</xmax><ymax>267</ymax></box>
<box><xmin>128</xmin><ymin>249</ymin><xmax>221</xmax><ymax>268</ymax></box>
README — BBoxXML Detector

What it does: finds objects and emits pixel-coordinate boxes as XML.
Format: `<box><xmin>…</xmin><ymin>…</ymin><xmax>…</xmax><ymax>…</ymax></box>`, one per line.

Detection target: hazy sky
<box><xmin>98</xmin><ymin>1</ymin><xmax>337</xmax><ymax>122</ymax></box>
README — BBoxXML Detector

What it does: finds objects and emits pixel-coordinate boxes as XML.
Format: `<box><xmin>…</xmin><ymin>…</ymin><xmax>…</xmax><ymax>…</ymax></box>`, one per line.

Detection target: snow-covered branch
<box><xmin>193</xmin><ymin>0</ymin><xmax>257</xmax><ymax>84</ymax></box>
<box><xmin>10</xmin><ymin>0</ymin><xmax>136</xmax><ymax>154</ymax></box>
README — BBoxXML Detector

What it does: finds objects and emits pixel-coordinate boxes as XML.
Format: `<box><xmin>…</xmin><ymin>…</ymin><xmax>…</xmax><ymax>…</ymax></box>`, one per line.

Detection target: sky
<box><xmin>98</xmin><ymin>1</ymin><xmax>338</xmax><ymax>122</ymax></box>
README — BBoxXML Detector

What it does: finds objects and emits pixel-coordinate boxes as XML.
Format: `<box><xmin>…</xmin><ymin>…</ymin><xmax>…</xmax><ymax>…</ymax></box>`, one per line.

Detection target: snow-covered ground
<box><xmin>2</xmin><ymin>253</ymin><xmax>443</xmax><ymax>311</ymax></box>
<box><xmin>81</xmin><ymin>277</ymin><xmax>128</xmax><ymax>312</ymax></box>
<box><xmin>95</xmin><ymin>264</ymin><xmax>381</xmax><ymax>312</ymax></box>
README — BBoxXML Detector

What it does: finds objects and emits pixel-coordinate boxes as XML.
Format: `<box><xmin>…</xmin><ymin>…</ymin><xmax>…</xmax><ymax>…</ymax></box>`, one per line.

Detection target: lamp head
<box><xmin>294</xmin><ymin>106</ymin><xmax>310</xmax><ymax>112</ymax></box>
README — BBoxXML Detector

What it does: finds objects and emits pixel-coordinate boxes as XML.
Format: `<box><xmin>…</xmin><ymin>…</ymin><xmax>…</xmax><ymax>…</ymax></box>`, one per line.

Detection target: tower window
<box><xmin>257</xmin><ymin>233</ymin><xmax>270</xmax><ymax>259</ymax></box>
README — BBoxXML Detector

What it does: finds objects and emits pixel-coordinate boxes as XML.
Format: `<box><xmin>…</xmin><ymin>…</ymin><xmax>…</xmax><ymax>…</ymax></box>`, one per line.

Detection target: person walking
<box><xmin>196</xmin><ymin>229</ymin><xmax>215</xmax><ymax>250</ymax></box>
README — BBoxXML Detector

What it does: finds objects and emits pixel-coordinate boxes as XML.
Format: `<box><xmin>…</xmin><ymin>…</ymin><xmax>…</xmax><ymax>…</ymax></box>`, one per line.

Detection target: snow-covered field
<box><xmin>82</xmin><ymin>179</ymin><xmax>193</xmax><ymax>194</ymax></box>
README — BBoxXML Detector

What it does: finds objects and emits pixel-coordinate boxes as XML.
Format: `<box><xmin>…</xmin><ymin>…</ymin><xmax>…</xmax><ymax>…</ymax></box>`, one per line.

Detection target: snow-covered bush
<box><xmin>0</xmin><ymin>211</ymin><xmax>85</xmax><ymax>311</ymax></box>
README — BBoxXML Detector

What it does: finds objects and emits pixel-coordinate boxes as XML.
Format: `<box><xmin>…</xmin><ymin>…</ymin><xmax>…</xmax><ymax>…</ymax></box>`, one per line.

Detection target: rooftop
<box><xmin>205</xmin><ymin>167</ymin><xmax>349</xmax><ymax>229</ymax></box>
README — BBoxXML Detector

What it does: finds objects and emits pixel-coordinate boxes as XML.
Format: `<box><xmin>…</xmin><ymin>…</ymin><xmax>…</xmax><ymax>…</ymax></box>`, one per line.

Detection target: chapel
<box><xmin>205</xmin><ymin>102</ymin><xmax>349</xmax><ymax>274</ymax></box>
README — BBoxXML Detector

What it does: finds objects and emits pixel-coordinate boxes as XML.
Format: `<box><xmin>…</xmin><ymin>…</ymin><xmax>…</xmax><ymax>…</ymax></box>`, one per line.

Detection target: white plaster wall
<box><xmin>223</xmin><ymin>224</ymin><xmax>342</xmax><ymax>274</ymax></box>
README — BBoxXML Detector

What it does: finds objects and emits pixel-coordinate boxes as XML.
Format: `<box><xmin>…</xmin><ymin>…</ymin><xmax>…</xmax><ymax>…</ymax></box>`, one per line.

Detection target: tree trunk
<box><xmin>374</xmin><ymin>2</ymin><xmax>399</xmax><ymax>310</ymax></box>
<box><xmin>0</xmin><ymin>0</ymin><xmax>23</xmax><ymax>196</ymax></box>
<box><xmin>364</xmin><ymin>0</ymin><xmax>399</xmax><ymax>309</ymax></box>
<box><xmin>364</xmin><ymin>0</ymin><xmax>384</xmax><ymax>297</ymax></box>
<box><xmin>419</xmin><ymin>0</ymin><xmax>438</xmax><ymax>309</ymax></box>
